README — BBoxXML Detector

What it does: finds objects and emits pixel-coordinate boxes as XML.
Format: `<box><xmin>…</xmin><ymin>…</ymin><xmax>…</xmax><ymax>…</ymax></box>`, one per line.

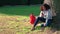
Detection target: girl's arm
<box><xmin>39</xmin><ymin>11</ymin><xmax>44</xmax><ymax>17</ymax></box>
<box><xmin>45</xmin><ymin>11</ymin><xmax>49</xmax><ymax>25</ymax></box>
<box><xmin>45</xmin><ymin>9</ymin><xmax>52</xmax><ymax>24</ymax></box>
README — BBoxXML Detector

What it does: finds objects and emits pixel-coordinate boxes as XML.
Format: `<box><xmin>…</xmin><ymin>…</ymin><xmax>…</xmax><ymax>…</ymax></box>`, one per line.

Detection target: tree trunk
<box><xmin>44</xmin><ymin>0</ymin><xmax>60</xmax><ymax>30</ymax></box>
<box><xmin>27</xmin><ymin>0</ymin><xmax>30</xmax><ymax>5</ymax></box>
<box><xmin>53</xmin><ymin>0</ymin><xmax>60</xmax><ymax>30</ymax></box>
<box><xmin>44</xmin><ymin>0</ymin><xmax>56</xmax><ymax>17</ymax></box>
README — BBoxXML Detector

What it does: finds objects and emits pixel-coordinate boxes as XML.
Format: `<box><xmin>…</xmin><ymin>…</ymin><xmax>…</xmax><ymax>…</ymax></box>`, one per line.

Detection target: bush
<box><xmin>0</xmin><ymin>0</ymin><xmax>44</xmax><ymax>5</ymax></box>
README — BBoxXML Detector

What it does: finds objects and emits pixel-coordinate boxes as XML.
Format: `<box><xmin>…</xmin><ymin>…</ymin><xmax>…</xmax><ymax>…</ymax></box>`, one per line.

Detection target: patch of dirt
<box><xmin>0</xmin><ymin>16</ymin><xmax>60</xmax><ymax>34</ymax></box>
<box><xmin>0</xmin><ymin>28</ymin><xmax>16</xmax><ymax>34</ymax></box>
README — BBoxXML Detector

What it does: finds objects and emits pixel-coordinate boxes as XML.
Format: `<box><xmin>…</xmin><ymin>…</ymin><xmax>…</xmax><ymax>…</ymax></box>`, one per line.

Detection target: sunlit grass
<box><xmin>0</xmin><ymin>5</ymin><xmax>58</xmax><ymax>34</ymax></box>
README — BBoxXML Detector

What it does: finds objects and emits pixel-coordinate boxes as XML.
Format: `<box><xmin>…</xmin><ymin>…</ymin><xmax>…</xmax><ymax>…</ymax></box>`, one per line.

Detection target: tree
<box><xmin>44</xmin><ymin>0</ymin><xmax>60</xmax><ymax>30</ymax></box>
<box><xmin>44</xmin><ymin>0</ymin><xmax>56</xmax><ymax>17</ymax></box>
<box><xmin>27</xmin><ymin>0</ymin><xmax>31</xmax><ymax>5</ymax></box>
<box><xmin>53</xmin><ymin>0</ymin><xmax>60</xmax><ymax>30</ymax></box>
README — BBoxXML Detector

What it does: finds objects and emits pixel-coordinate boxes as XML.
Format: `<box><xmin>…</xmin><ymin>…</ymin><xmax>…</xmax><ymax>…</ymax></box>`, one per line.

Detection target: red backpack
<box><xmin>30</xmin><ymin>14</ymin><xmax>36</xmax><ymax>24</ymax></box>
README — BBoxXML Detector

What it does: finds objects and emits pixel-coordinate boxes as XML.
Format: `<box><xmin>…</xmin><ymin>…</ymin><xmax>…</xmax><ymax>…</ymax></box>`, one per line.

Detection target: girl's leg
<box><xmin>33</xmin><ymin>17</ymin><xmax>40</xmax><ymax>27</ymax></box>
<box><xmin>31</xmin><ymin>17</ymin><xmax>45</xmax><ymax>31</ymax></box>
<box><xmin>45</xmin><ymin>19</ymin><xmax>52</xmax><ymax>27</ymax></box>
<box><xmin>34</xmin><ymin>17</ymin><xmax>45</xmax><ymax>27</ymax></box>
<box><xmin>39</xmin><ymin>19</ymin><xmax>52</xmax><ymax>31</ymax></box>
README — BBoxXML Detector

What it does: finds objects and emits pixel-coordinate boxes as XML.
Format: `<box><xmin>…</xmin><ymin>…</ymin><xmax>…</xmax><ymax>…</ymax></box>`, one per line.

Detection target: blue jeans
<box><xmin>34</xmin><ymin>17</ymin><xmax>52</xmax><ymax>27</ymax></box>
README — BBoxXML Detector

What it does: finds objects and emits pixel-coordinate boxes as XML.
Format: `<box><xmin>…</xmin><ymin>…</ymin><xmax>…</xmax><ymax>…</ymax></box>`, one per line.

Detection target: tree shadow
<box><xmin>0</xmin><ymin>5</ymin><xmax>40</xmax><ymax>16</ymax></box>
<box><xmin>34</xmin><ymin>22</ymin><xmax>60</xmax><ymax>33</ymax></box>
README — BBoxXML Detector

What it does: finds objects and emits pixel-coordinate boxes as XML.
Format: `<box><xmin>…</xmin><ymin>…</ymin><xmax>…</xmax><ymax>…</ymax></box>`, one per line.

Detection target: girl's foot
<box><xmin>31</xmin><ymin>27</ymin><xmax>35</xmax><ymax>31</ymax></box>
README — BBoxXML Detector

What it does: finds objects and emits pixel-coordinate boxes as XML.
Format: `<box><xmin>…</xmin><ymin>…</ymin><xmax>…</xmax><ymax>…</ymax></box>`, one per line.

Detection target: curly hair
<box><xmin>43</xmin><ymin>4</ymin><xmax>51</xmax><ymax>10</ymax></box>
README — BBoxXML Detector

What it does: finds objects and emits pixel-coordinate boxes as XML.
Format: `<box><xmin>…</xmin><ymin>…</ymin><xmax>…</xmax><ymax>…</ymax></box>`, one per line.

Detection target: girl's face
<box><xmin>40</xmin><ymin>6</ymin><xmax>46</xmax><ymax>11</ymax></box>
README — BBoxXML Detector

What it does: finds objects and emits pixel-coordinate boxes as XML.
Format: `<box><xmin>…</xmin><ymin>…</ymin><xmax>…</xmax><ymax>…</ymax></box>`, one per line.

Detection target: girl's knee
<box><xmin>37</xmin><ymin>17</ymin><xmax>40</xmax><ymax>20</ymax></box>
<box><xmin>37</xmin><ymin>17</ymin><xmax>42</xmax><ymax>19</ymax></box>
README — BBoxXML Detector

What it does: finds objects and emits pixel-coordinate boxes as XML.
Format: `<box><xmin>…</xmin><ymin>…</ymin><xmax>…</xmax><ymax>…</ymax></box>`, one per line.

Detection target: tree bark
<box><xmin>27</xmin><ymin>0</ymin><xmax>30</xmax><ymax>5</ymax></box>
<box><xmin>44</xmin><ymin>0</ymin><xmax>56</xmax><ymax>17</ymax></box>
<box><xmin>53</xmin><ymin>0</ymin><xmax>60</xmax><ymax>30</ymax></box>
<box><xmin>44</xmin><ymin>0</ymin><xmax>60</xmax><ymax>30</ymax></box>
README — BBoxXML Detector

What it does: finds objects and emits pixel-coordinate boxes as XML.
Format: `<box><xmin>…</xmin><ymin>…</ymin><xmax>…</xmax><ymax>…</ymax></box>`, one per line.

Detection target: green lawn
<box><xmin>0</xmin><ymin>5</ymin><xmax>40</xmax><ymax>16</ymax></box>
<box><xmin>0</xmin><ymin>5</ymin><xmax>58</xmax><ymax>34</ymax></box>
<box><xmin>0</xmin><ymin>5</ymin><xmax>42</xmax><ymax>34</ymax></box>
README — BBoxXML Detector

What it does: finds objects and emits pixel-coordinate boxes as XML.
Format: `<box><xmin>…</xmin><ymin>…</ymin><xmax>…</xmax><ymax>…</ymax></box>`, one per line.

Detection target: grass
<box><xmin>0</xmin><ymin>5</ymin><xmax>40</xmax><ymax>16</ymax></box>
<box><xmin>0</xmin><ymin>5</ymin><xmax>59</xmax><ymax>34</ymax></box>
<box><xmin>0</xmin><ymin>5</ymin><xmax>41</xmax><ymax>34</ymax></box>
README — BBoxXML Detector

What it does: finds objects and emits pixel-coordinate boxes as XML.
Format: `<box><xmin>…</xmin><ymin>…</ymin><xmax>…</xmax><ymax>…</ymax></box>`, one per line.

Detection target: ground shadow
<box><xmin>34</xmin><ymin>16</ymin><xmax>60</xmax><ymax>33</ymax></box>
<box><xmin>0</xmin><ymin>5</ymin><xmax>40</xmax><ymax>16</ymax></box>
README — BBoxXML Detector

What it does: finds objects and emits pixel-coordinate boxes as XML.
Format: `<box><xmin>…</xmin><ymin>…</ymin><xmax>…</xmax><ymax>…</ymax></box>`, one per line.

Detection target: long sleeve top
<box><xmin>39</xmin><ymin>9</ymin><xmax>52</xmax><ymax>23</ymax></box>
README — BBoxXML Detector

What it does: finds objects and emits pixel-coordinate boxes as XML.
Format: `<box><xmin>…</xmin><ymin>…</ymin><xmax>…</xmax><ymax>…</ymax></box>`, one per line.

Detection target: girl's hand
<box><xmin>41</xmin><ymin>13</ymin><xmax>44</xmax><ymax>17</ymax></box>
<box><xmin>44</xmin><ymin>23</ymin><xmax>46</xmax><ymax>26</ymax></box>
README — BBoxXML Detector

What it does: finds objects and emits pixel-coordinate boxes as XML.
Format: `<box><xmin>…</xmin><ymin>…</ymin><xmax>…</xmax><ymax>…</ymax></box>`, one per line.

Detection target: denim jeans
<box><xmin>34</xmin><ymin>17</ymin><xmax>52</xmax><ymax>27</ymax></box>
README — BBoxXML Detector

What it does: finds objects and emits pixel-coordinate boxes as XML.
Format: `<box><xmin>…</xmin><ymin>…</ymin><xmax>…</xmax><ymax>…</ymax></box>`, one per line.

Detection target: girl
<box><xmin>31</xmin><ymin>4</ymin><xmax>52</xmax><ymax>31</ymax></box>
